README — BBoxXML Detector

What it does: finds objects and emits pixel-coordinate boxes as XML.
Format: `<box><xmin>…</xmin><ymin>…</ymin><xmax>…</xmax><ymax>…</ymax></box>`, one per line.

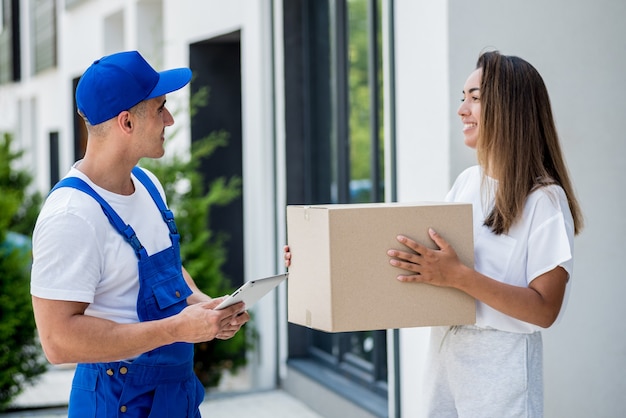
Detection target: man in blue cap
<box><xmin>30</xmin><ymin>50</ymin><xmax>249</xmax><ymax>417</ymax></box>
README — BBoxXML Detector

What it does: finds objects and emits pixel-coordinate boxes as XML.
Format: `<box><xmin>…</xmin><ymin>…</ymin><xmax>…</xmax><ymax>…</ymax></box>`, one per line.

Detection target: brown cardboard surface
<box><xmin>286</xmin><ymin>202</ymin><xmax>476</xmax><ymax>332</ymax></box>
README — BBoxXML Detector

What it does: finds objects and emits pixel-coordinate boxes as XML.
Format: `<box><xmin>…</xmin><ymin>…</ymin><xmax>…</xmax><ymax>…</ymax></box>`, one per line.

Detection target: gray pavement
<box><xmin>2</xmin><ymin>365</ymin><xmax>324</xmax><ymax>418</ymax></box>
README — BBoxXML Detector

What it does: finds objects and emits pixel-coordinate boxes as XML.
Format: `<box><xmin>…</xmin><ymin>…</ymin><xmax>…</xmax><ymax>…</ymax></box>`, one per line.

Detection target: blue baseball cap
<box><xmin>76</xmin><ymin>50</ymin><xmax>192</xmax><ymax>125</ymax></box>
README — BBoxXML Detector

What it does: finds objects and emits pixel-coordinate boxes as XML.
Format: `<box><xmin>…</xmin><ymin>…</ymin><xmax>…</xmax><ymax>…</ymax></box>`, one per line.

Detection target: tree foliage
<box><xmin>0</xmin><ymin>133</ymin><xmax>47</xmax><ymax>410</ymax></box>
<box><xmin>347</xmin><ymin>0</ymin><xmax>385</xmax><ymax>202</ymax></box>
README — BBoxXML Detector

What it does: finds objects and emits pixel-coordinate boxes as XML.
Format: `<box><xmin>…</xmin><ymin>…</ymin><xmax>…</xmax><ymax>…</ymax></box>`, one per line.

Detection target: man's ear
<box><xmin>117</xmin><ymin>111</ymin><xmax>133</xmax><ymax>132</ymax></box>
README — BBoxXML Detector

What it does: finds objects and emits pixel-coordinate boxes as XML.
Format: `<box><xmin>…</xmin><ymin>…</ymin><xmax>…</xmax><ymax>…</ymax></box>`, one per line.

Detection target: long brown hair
<box><xmin>476</xmin><ymin>51</ymin><xmax>583</xmax><ymax>235</ymax></box>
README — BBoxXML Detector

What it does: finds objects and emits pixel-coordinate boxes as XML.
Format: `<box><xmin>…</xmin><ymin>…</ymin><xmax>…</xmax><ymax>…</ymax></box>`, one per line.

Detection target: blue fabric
<box><xmin>54</xmin><ymin>168</ymin><xmax>203</xmax><ymax>417</ymax></box>
<box><xmin>75</xmin><ymin>51</ymin><xmax>191</xmax><ymax>125</ymax></box>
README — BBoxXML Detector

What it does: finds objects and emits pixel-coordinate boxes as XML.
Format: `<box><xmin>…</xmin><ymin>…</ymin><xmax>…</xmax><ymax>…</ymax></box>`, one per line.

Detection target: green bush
<box><xmin>140</xmin><ymin>132</ymin><xmax>248</xmax><ymax>388</ymax></box>
<box><xmin>0</xmin><ymin>133</ymin><xmax>47</xmax><ymax>410</ymax></box>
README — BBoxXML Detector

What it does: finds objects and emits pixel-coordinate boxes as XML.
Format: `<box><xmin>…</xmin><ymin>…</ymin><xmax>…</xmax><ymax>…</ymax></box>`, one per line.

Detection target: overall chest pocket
<box><xmin>151</xmin><ymin>274</ymin><xmax>193</xmax><ymax>312</ymax></box>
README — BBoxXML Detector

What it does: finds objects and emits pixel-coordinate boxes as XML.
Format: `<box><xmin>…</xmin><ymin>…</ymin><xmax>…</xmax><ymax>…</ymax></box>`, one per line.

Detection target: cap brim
<box><xmin>146</xmin><ymin>68</ymin><xmax>192</xmax><ymax>99</ymax></box>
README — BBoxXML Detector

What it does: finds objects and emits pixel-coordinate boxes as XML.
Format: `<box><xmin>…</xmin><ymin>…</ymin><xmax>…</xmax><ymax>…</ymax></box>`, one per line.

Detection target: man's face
<box><xmin>132</xmin><ymin>95</ymin><xmax>174</xmax><ymax>159</ymax></box>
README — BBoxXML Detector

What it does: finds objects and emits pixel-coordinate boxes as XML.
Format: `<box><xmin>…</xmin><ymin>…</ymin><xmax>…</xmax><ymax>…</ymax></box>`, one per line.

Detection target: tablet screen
<box><xmin>214</xmin><ymin>273</ymin><xmax>288</xmax><ymax>310</ymax></box>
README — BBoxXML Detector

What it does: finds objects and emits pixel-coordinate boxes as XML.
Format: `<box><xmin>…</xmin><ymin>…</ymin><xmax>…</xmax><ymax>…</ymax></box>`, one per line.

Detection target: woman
<box><xmin>386</xmin><ymin>51</ymin><xmax>583</xmax><ymax>417</ymax></box>
<box><xmin>284</xmin><ymin>50</ymin><xmax>583</xmax><ymax>417</ymax></box>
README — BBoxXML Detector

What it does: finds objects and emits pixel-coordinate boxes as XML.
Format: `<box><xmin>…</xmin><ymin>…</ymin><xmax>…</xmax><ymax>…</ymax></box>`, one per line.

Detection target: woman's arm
<box><xmin>387</xmin><ymin>229</ymin><xmax>567</xmax><ymax>328</ymax></box>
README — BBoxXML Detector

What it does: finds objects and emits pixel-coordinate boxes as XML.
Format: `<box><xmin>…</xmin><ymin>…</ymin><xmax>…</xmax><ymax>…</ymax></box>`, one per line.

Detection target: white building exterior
<box><xmin>1</xmin><ymin>1</ymin><xmax>623</xmax><ymax>417</ymax></box>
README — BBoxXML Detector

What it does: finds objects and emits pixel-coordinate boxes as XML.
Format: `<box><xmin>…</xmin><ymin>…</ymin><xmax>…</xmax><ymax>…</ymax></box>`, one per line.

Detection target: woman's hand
<box><xmin>386</xmin><ymin>228</ymin><xmax>466</xmax><ymax>288</ymax></box>
<box><xmin>283</xmin><ymin>245</ymin><xmax>291</xmax><ymax>268</ymax></box>
<box><xmin>387</xmin><ymin>228</ymin><xmax>568</xmax><ymax>328</ymax></box>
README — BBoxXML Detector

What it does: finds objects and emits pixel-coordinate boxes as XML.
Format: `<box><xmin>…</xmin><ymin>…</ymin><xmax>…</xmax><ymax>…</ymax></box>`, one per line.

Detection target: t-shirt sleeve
<box><xmin>31</xmin><ymin>211</ymin><xmax>103</xmax><ymax>303</ymax></box>
<box><xmin>526</xmin><ymin>189</ymin><xmax>575</xmax><ymax>283</ymax></box>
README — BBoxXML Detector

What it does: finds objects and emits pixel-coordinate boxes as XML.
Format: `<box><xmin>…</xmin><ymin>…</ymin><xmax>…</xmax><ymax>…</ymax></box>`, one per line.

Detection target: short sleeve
<box><xmin>526</xmin><ymin>187</ymin><xmax>575</xmax><ymax>283</ymax></box>
<box><xmin>31</xmin><ymin>206</ymin><xmax>103</xmax><ymax>303</ymax></box>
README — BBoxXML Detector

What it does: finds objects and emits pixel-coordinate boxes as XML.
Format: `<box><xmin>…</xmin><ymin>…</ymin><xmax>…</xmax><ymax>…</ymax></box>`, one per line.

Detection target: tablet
<box><xmin>214</xmin><ymin>273</ymin><xmax>288</xmax><ymax>310</ymax></box>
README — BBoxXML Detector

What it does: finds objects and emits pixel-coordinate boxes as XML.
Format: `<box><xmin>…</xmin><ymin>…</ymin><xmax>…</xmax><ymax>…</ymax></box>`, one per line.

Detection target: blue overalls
<box><xmin>51</xmin><ymin>167</ymin><xmax>205</xmax><ymax>417</ymax></box>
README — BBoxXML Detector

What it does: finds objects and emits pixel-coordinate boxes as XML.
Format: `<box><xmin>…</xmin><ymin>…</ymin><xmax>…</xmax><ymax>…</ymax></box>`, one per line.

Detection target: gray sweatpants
<box><xmin>423</xmin><ymin>325</ymin><xmax>543</xmax><ymax>418</ymax></box>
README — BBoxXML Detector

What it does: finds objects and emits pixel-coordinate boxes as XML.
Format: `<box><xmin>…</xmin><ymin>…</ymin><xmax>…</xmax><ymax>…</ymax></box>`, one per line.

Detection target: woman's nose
<box><xmin>457</xmin><ymin>101</ymin><xmax>469</xmax><ymax>116</ymax></box>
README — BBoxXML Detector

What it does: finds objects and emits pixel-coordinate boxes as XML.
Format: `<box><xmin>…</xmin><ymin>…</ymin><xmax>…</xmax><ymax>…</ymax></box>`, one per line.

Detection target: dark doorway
<box><xmin>189</xmin><ymin>32</ymin><xmax>244</xmax><ymax>289</ymax></box>
<box><xmin>49</xmin><ymin>131</ymin><xmax>60</xmax><ymax>187</ymax></box>
<box><xmin>72</xmin><ymin>77</ymin><xmax>88</xmax><ymax>162</ymax></box>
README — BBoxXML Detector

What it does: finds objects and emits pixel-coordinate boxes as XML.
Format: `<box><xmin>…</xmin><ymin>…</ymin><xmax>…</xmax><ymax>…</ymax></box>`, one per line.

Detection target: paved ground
<box><xmin>1</xmin><ymin>365</ymin><xmax>323</xmax><ymax>418</ymax></box>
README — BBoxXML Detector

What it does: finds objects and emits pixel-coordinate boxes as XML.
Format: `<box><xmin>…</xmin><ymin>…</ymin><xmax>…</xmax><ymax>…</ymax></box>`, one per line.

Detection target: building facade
<box><xmin>1</xmin><ymin>1</ymin><xmax>624</xmax><ymax>417</ymax></box>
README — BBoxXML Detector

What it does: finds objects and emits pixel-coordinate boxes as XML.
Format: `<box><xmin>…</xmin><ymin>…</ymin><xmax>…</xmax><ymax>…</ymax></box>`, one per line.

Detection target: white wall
<box><xmin>393</xmin><ymin>1</ymin><xmax>451</xmax><ymax>417</ymax></box>
<box><xmin>394</xmin><ymin>0</ymin><xmax>626</xmax><ymax>416</ymax></box>
<box><xmin>394</xmin><ymin>1</ymin><xmax>451</xmax><ymax>203</ymax></box>
<box><xmin>238</xmin><ymin>0</ymin><xmax>282</xmax><ymax>390</ymax></box>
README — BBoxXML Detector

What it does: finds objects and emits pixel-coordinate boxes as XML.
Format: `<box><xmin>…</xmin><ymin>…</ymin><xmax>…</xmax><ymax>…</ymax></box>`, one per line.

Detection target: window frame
<box><xmin>283</xmin><ymin>0</ymin><xmax>392</xmax><ymax>412</ymax></box>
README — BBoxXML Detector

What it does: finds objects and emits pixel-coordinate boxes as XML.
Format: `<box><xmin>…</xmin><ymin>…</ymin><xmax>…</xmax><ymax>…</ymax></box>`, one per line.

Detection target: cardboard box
<box><xmin>286</xmin><ymin>202</ymin><xmax>476</xmax><ymax>332</ymax></box>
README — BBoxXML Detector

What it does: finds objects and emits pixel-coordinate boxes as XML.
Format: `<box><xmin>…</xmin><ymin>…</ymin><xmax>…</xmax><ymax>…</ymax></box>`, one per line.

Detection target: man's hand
<box><xmin>170</xmin><ymin>300</ymin><xmax>249</xmax><ymax>343</ymax></box>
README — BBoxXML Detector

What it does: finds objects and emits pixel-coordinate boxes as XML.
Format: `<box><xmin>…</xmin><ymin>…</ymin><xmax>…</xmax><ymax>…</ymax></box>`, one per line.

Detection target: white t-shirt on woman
<box><xmin>446</xmin><ymin>165</ymin><xmax>575</xmax><ymax>333</ymax></box>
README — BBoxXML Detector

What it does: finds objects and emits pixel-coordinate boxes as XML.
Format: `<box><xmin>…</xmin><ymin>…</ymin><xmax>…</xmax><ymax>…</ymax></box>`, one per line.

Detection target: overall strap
<box><xmin>131</xmin><ymin>167</ymin><xmax>179</xmax><ymax>237</ymax></box>
<box><xmin>50</xmin><ymin>177</ymin><xmax>147</xmax><ymax>259</ymax></box>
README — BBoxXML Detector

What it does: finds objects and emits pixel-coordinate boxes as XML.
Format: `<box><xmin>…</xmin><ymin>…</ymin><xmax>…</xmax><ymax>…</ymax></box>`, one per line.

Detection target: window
<box><xmin>284</xmin><ymin>0</ymin><xmax>390</xmax><ymax>409</ymax></box>
<box><xmin>347</xmin><ymin>0</ymin><xmax>384</xmax><ymax>204</ymax></box>
<box><xmin>0</xmin><ymin>0</ymin><xmax>21</xmax><ymax>84</ymax></box>
<box><xmin>31</xmin><ymin>0</ymin><xmax>56</xmax><ymax>74</ymax></box>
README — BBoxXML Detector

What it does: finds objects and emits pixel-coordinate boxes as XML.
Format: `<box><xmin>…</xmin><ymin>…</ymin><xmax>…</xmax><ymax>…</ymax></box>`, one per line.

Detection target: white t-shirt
<box><xmin>446</xmin><ymin>165</ymin><xmax>575</xmax><ymax>333</ymax></box>
<box><xmin>31</xmin><ymin>165</ymin><xmax>172</xmax><ymax>324</ymax></box>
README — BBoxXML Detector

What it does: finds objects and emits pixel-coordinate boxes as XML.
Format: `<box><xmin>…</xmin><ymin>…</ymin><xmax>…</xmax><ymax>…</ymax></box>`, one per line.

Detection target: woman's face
<box><xmin>457</xmin><ymin>68</ymin><xmax>482</xmax><ymax>149</ymax></box>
